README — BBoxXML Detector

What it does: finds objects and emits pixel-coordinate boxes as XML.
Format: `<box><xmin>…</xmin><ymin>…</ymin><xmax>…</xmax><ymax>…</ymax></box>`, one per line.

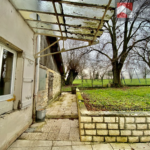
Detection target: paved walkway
<box><xmin>46</xmin><ymin>93</ymin><xmax>78</xmax><ymax>119</ymax></box>
<box><xmin>7</xmin><ymin>92</ymin><xmax>150</xmax><ymax>150</ymax></box>
<box><xmin>7</xmin><ymin>139</ymin><xmax>150</xmax><ymax>150</ymax></box>
<box><xmin>18</xmin><ymin>119</ymin><xmax>80</xmax><ymax>141</ymax></box>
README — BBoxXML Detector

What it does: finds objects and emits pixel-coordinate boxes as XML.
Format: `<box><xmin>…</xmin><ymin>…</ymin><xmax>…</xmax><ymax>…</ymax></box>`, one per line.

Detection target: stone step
<box><xmin>46</xmin><ymin>115</ymin><xmax>78</xmax><ymax>119</ymax></box>
<box><xmin>9</xmin><ymin>140</ymin><xmax>52</xmax><ymax>148</ymax></box>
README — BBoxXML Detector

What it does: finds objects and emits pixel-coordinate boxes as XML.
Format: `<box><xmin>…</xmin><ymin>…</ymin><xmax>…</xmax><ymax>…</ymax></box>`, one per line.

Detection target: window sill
<box><xmin>0</xmin><ymin>95</ymin><xmax>14</xmax><ymax>102</ymax></box>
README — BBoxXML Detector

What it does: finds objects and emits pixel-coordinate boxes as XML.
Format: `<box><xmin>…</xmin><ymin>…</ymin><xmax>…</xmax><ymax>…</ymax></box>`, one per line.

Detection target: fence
<box><xmin>62</xmin><ymin>77</ymin><xmax>150</xmax><ymax>92</ymax></box>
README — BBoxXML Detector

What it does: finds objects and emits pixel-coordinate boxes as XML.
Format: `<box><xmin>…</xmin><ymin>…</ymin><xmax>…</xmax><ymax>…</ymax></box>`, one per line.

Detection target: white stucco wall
<box><xmin>0</xmin><ymin>1</ymin><xmax>34</xmax><ymax>150</ymax></box>
<box><xmin>0</xmin><ymin>106</ymin><xmax>32</xmax><ymax>150</ymax></box>
<box><xmin>0</xmin><ymin>0</ymin><xmax>34</xmax><ymax>55</ymax></box>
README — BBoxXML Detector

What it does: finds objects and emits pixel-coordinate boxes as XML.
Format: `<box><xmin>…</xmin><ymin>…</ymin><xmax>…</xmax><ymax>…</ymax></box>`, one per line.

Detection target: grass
<box><xmin>62</xmin><ymin>78</ymin><xmax>150</xmax><ymax>92</ymax></box>
<box><xmin>62</xmin><ymin>87</ymin><xmax>72</xmax><ymax>92</ymax></box>
<box><xmin>82</xmin><ymin>87</ymin><xmax>150</xmax><ymax>111</ymax></box>
<box><xmin>73</xmin><ymin>78</ymin><xmax>150</xmax><ymax>87</ymax></box>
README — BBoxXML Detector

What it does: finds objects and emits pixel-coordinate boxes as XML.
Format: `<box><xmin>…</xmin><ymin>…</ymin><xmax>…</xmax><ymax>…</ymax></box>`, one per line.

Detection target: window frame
<box><xmin>0</xmin><ymin>43</ymin><xmax>17</xmax><ymax>102</ymax></box>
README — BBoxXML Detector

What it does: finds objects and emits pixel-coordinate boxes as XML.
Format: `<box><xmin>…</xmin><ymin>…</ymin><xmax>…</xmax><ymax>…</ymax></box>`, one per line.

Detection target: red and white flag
<box><xmin>117</xmin><ymin>3</ymin><xmax>133</xmax><ymax>18</ymax></box>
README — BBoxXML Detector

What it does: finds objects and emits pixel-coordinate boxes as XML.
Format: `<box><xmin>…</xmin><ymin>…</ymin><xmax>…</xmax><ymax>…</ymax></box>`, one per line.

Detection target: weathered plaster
<box><xmin>0</xmin><ymin>1</ymin><xmax>34</xmax><ymax>149</ymax></box>
<box><xmin>0</xmin><ymin>106</ymin><xmax>32</xmax><ymax>150</ymax></box>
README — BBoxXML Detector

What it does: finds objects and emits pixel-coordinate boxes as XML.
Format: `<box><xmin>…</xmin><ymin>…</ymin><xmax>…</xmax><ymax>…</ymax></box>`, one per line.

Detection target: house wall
<box><xmin>36</xmin><ymin>36</ymin><xmax>62</xmax><ymax>109</ymax></box>
<box><xmin>0</xmin><ymin>1</ymin><xmax>34</xmax><ymax>150</ymax></box>
<box><xmin>37</xmin><ymin>65</ymin><xmax>62</xmax><ymax>110</ymax></box>
<box><xmin>36</xmin><ymin>65</ymin><xmax>50</xmax><ymax>110</ymax></box>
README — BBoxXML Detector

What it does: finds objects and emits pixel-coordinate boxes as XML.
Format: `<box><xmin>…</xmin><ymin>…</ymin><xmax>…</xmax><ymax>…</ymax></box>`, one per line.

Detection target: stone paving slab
<box><xmin>32</xmin><ymin>148</ymin><xmax>51</xmax><ymax>150</ymax></box>
<box><xmin>8</xmin><ymin>148</ymin><xmax>29</xmax><ymax>150</ymax></box>
<box><xmin>46</xmin><ymin>93</ymin><xmax>78</xmax><ymax>119</ymax></box>
<box><xmin>8</xmin><ymin>142</ymin><xmax>150</xmax><ymax>150</ymax></box>
<box><xmin>53</xmin><ymin>141</ymin><xmax>71</xmax><ymax>146</ymax></box>
<box><xmin>110</xmin><ymin>143</ymin><xmax>131</xmax><ymax>149</ymax></box>
<box><xmin>52</xmin><ymin>146</ymin><xmax>72</xmax><ymax>150</ymax></box>
<box><xmin>72</xmin><ymin>145</ymin><xmax>92</xmax><ymax>150</ymax></box>
<box><xmin>10</xmin><ymin>140</ymin><xmax>34</xmax><ymax>148</ymax></box>
<box><xmin>92</xmin><ymin>144</ymin><xmax>113</xmax><ymax>150</ymax></box>
<box><xmin>20</xmin><ymin>119</ymin><xmax>79</xmax><ymax>141</ymax></box>
<box><xmin>129</xmin><ymin>143</ymin><xmax>150</xmax><ymax>149</ymax></box>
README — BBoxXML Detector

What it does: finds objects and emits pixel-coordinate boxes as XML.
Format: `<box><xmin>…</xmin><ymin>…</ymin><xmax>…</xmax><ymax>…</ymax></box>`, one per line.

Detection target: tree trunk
<box><xmin>65</xmin><ymin>69</ymin><xmax>78</xmax><ymax>85</ymax></box>
<box><xmin>112</xmin><ymin>62</ymin><xmax>122</xmax><ymax>87</ymax></box>
<box><xmin>101</xmin><ymin>77</ymin><xmax>103</xmax><ymax>87</ymax></box>
<box><xmin>61</xmin><ymin>76</ymin><xmax>66</xmax><ymax>86</ymax></box>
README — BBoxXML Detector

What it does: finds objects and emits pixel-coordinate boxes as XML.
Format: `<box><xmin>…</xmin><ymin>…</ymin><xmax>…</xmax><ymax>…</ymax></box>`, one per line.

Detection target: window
<box><xmin>39</xmin><ymin>68</ymin><xmax>47</xmax><ymax>91</ymax></box>
<box><xmin>0</xmin><ymin>43</ymin><xmax>17</xmax><ymax>101</ymax></box>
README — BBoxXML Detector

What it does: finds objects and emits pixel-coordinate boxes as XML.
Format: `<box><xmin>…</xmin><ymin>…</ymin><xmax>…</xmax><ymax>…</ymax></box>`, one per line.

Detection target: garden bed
<box><xmin>82</xmin><ymin>87</ymin><xmax>150</xmax><ymax>111</ymax></box>
<box><xmin>76</xmin><ymin>88</ymin><xmax>150</xmax><ymax>143</ymax></box>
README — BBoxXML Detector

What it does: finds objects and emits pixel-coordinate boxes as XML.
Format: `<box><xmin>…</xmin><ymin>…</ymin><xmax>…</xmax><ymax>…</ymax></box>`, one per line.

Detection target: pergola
<box><xmin>9</xmin><ymin>0</ymin><xmax>115</xmax><ymax>57</ymax></box>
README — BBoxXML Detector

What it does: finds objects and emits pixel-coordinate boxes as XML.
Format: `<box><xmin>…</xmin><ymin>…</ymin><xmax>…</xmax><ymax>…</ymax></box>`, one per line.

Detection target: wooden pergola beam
<box><xmin>19</xmin><ymin>9</ymin><xmax>109</xmax><ymax>22</ymax></box>
<box><xmin>52</xmin><ymin>0</ymin><xmax>63</xmax><ymax>37</ymax></box>
<box><xmin>35</xmin><ymin>38</ymin><xmax>61</xmax><ymax>57</ymax></box>
<box><xmin>92</xmin><ymin>0</ymin><xmax>112</xmax><ymax>44</ymax></box>
<box><xmin>35</xmin><ymin>32</ymin><xmax>93</xmax><ymax>42</ymax></box>
<box><xmin>26</xmin><ymin>19</ymin><xmax>104</xmax><ymax>31</ymax></box>
<box><xmin>35</xmin><ymin>44</ymin><xmax>90</xmax><ymax>58</ymax></box>
<box><xmin>33</xmin><ymin>27</ymin><xmax>102</xmax><ymax>38</ymax></box>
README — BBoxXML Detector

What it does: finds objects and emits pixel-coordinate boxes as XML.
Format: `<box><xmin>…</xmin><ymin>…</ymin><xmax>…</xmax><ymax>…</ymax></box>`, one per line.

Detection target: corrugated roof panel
<box><xmin>62</xmin><ymin>0</ymin><xmax>115</xmax><ymax>8</ymax></box>
<box><xmin>19</xmin><ymin>11</ymin><xmax>58</xmax><ymax>23</ymax></box>
<box><xmin>27</xmin><ymin>21</ymin><xmax>61</xmax><ymax>31</ymax></box>
<box><xmin>62</xmin><ymin>4</ymin><xmax>114</xmax><ymax>20</ymax></box>
<box><xmin>65</xmin><ymin>26</ymin><xmax>103</xmax><ymax>36</ymax></box>
<box><xmin>10</xmin><ymin>0</ymin><xmax>116</xmax><ymax>42</ymax></box>
<box><xmin>10</xmin><ymin>0</ymin><xmax>62</xmax><ymax>13</ymax></box>
<box><xmin>61</xmin><ymin>26</ymin><xmax>66</xmax><ymax>32</ymax></box>
<box><xmin>64</xmin><ymin>17</ymin><xmax>100</xmax><ymax>28</ymax></box>
<box><xmin>10</xmin><ymin>0</ymin><xmax>54</xmax><ymax>12</ymax></box>
<box><xmin>33</xmin><ymin>28</ymin><xmax>66</xmax><ymax>37</ymax></box>
<box><xmin>67</xmin><ymin>33</ymin><xmax>93</xmax><ymax>40</ymax></box>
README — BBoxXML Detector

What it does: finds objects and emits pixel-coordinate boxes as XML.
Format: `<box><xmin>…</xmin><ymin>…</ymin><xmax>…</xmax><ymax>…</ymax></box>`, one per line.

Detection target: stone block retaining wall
<box><xmin>80</xmin><ymin>116</ymin><xmax>150</xmax><ymax>143</ymax></box>
<box><xmin>76</xmin><ymin>89</ymin><xmax>150</xmax><ymax>143</ymax></box>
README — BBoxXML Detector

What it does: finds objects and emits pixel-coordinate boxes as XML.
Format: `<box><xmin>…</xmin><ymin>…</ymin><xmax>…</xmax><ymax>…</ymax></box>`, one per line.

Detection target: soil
<box><xmin>82</xmin><ymin>94</ymin><xmax>107</xmax><ymax>111</ymax></box>
<box><xmin>82</xmin><ymin>93</ymin><xmax>149</xmax><ymax>111</ymax></box>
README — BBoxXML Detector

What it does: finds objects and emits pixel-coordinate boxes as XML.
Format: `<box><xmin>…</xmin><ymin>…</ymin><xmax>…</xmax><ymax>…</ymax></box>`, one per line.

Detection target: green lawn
<box><xmin>73</xmin><ymin>78</ymin><xmax>150</xmax><ymax>87</ymax></box>
<box><xmin>62</xmin><ymin>79</ymin><xmax>150</xmax><ymax>92</ymax></box>
<box><xmin>61</xmin><ymin>86</ymin><xmax>72</xmax><ymax>92</ymax></box>
<box><xmin>82</xmin><ymin>87</ymin><xmax>150</xmax><ymax>111</ymax></box>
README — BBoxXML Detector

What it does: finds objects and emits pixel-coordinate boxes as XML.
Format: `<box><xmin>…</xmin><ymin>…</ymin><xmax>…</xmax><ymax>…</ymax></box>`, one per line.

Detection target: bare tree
<box><xmin>139</xmin><ymin>62</ymin><xmax>150</xmax><ymax>79</ymax></box>
<box><xmin>97</xmin><ymin>60</ymin><xmax>111</xmax><ymax>86</ymax></box>
<box><xmin>128</xmin><ymin>69</ymin><xmax>134</xmax><ymax>83</ymax></box>
<box><xmin>88</xmin><ymin>56</ymin><xmax>111</xmax><ymax>87</ymax></box>
<box><xmin>133</xmin><ymin>40</ymin><xmax>150</xmax><ymax>68</ymax></box>
<box><xmin>81</xmin><ymin>0</ymin><xmax>150</xmax><ymax>87</ymax></box>
<box><xmin>78</xmin><ymin>70</ymin><xmax>88</xmax><ymax>86</ymax></box>
<box><xmin>62</xmin><ymin>40</ymin><xmax>89</xmax><ymax>85</ymax></box>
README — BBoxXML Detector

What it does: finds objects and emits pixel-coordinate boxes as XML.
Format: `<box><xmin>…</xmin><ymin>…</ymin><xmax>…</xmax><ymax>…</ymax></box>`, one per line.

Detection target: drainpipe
<box><xmin>33</xmin><ymin>35</ymin><xmax>41</xmax><ymax>123</ymax></box>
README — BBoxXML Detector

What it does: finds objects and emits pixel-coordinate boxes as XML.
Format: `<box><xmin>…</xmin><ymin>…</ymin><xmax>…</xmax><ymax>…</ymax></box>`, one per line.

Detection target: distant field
<box><xmin>73</xmin><ymin>78</ymin><xmax>150</xmax><ymax>87</ymax></box>
<box><xmin>62</xmin><ymin>78</ymin><xmax>150</xmax><ymax>92</ymax></box>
